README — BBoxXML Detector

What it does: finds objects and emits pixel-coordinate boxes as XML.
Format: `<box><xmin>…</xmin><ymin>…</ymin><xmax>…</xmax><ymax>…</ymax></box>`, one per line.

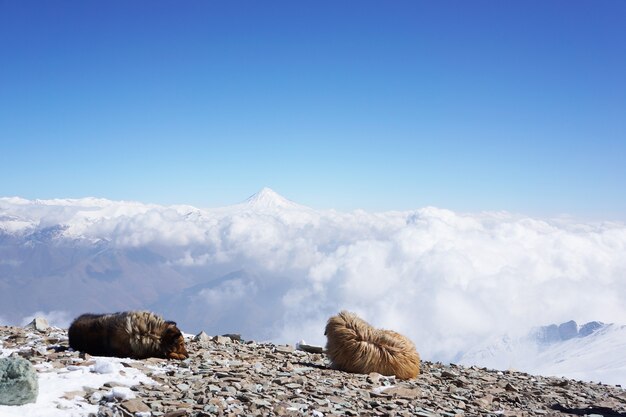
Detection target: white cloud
<box><xmin>2</xmin><ymin>194</ymin><xmax>626</xmax><ymax>364</ymax></box>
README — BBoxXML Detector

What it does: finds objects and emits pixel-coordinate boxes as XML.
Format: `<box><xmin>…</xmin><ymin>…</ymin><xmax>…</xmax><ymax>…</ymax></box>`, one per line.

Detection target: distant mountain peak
<box><xmin>244</xmin><ymin>188</ymin><xmax>303</xmax><ymax>210</ymax></box>
<box><xmin>532</xmin><ymin>320</ymin><xmax>606</xmax><ymax>344</ymax></box>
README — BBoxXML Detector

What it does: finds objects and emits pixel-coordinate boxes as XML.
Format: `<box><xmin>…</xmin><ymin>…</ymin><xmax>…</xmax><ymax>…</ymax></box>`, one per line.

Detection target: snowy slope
<box><xmin>2</xmin><ymin>188</ymin><xmax>626</xmax><ymax>386</ymax></box>
<box><xmin>457</xmin><ymin>321</ymin><xmax>626</xmax><ymax>386</ymax></box>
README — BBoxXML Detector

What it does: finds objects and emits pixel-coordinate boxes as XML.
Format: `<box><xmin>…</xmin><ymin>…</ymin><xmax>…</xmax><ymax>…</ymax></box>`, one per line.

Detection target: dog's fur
<box><xmin>324</xmin><ymin>311</ymin><xmax>420</xmax><ymax>380</ymax></box>
<box><xmin>68</xmin><ymin>311</ymin><xmax>188</xmax><ymax>360</ymax></box>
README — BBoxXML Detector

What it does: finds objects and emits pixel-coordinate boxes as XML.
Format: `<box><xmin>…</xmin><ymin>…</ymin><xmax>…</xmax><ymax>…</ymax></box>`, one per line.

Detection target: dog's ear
<box><xmin>165</xmin><ymin>320</ymin><xmax>177</xmax><ymax>326</ymax></box>
<box><xmin>163</xmin><ymin>324</ymin><xmax>182</xmax><ymax>340</ymax></box>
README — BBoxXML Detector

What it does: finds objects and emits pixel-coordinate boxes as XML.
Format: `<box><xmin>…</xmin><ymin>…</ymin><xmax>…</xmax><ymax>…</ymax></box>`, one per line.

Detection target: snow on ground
<box><xmin>0</xmin><ymin>348</ymin><xmax>156</xmax><ymax>417</ymax></box>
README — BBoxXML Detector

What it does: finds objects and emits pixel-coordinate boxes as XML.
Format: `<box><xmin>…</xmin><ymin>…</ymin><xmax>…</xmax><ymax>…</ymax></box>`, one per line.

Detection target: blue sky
<box><xmin>1</xmin><ymin>1</ymin><xmax>625</xmax><ymax>218</ymax></box>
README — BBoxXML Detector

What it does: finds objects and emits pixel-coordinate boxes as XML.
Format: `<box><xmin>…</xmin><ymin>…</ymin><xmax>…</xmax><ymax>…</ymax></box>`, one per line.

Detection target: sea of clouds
<box><xmin>1</xmin><ymin>191</ymin><xmax>626</xmax><ymax>362</ymax></box>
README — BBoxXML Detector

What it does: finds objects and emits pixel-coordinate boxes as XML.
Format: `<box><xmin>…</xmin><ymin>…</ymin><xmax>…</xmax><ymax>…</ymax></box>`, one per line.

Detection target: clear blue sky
<box><xmin>1</xmin><ymin>1</ymin><xmax>625</xmax><ymax>219</ymax></box>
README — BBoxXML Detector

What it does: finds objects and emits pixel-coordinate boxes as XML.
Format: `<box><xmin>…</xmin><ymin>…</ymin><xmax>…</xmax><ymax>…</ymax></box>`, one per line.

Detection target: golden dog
<box><xmin>68</xmin><ymin>311</ymin><xmax>188</xmax><ymax>360</ymax></box>
<box><xmin>324</xmin><ymin>311</ymin><xmax>420</xmax><ymax>379</ymax></box>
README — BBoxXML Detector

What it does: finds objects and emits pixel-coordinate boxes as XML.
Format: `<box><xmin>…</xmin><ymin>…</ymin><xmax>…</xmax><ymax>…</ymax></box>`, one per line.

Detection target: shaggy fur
<box><xmin>324</xmin><ymin>311</ymin><xmax>420</xmax><ymax>380</ymax></box>
<box><xmin>68</xmin><ymin>311</ymin><xmax>188</xmax><ymax>360</ymax></box>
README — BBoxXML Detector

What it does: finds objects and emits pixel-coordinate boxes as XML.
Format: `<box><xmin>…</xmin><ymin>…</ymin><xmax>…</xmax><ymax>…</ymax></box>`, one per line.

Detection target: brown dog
<box><xmin>324</xmin><ymin>311</ymin><xmax>420</xmax><ymax>379</ymax></box>
<box><xmin>68</xmin><ymin>311</ymin><xmax>188</xmax><ymax>360</ymax></box>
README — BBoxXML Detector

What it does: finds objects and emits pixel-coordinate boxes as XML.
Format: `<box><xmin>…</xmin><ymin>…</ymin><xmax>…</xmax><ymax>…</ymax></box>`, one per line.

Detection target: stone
<box><xmin>0</xmin><ymin>357</ymin><xmax>39</xmax><ymax>405</ymax></box>
<box><xmin>193</xmin><ymin>331</ymin><xmax>211</xmax><ymax>343</ymax></box>
<box><xmin>163</xmin><ymin>411</ymin><xmax>188</xmax><ymax>417</ymax></box>
<box><xmin>176</xmin><ymin>383</ymin><xmax>190</xmax><ymax>391</ymax></box>
<box><xmin>212</xmin><ymin>335</ymin><xmax>231</xmax><ymax>344</ymax></box>
<box><xmin>474</xmin><ymin>394</ymin><xmax>494</xmax><ymax>408</ymax></box>
<box><xmin>367</xmin><ymin>372</ymin><xmax>383</xmax><ymax>384</ymax></box>
<box><xmin>274</xmin><ymin>345</ymin><xmax>294</xmax><ymax>354</ymax></box>
<box><xmin>121</xmin><ymin>398</ymin><xmax>152</xmax><ymax>413</ymax></box>
<box><xmin>25</xmin><ymin>317</ymin><xmax>49</xmax><ymax>332</ymax></box>
<box><xmin>384</xmin><ymin>386</ymin><xmax>421</xmax><ymax>399</ymax></box>
<box><xmin>296</xmin><ymin>343</ymin><xmax>324</xmax><ymax>354</ymax></box>
<box><xmin>222</xmin><ymin>333</ymin><xmax>242</xmax><ymax>342</ymax></box>
<box><xmin>62</xmin><ymin>390</ymin><xmax>86</xmax><ymax>400</ymax></box>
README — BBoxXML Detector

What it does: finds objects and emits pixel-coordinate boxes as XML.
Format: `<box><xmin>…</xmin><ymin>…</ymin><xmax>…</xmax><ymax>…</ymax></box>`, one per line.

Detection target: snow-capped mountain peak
<box><xmin>244</xmin><ymin>187</ymin><xmax>304</xmax><ymax>210</ymax></box>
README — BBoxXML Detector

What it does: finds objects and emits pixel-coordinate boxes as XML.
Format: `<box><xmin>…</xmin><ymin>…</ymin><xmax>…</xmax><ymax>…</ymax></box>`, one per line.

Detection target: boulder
<box><xmin>25</xmin><ymin>317</ymin><xmax>49</xmax><ymax>332</ymax></box>
<box><xmin>194</xmin><ymin>331</ymin><xmax>211</xmax><ymax>343</ymax></box>
<box><xmin>0</xmin><ymin>357</ymin><xmax>39</xmax><ymax>405</ymax></box>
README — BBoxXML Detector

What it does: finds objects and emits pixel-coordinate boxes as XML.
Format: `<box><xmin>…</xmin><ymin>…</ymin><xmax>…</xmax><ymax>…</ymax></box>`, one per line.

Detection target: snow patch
<box><xmin>0</xmin><ymin>351</ymin><xmax>154</xmax><ymax>417</ymax></box>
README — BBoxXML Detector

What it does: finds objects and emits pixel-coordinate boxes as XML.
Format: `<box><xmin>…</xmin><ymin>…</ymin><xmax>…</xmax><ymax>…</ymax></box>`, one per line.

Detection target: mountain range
<box><xmin>1</xmin><ymin>188</ymin><xmax>626</xmax><ymax>385</ymax></box>
<box><xmin>457</xmin><ymin>320</ymin><xmax>626</xmax><ymax>386</ymax></box>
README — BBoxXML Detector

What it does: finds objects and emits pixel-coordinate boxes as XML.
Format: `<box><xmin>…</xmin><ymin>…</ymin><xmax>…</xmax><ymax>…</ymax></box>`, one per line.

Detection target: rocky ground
<box><xmin>2</xmin><ymin>324</ymin><xmax>626</xmax><ymax>417</ymax></box>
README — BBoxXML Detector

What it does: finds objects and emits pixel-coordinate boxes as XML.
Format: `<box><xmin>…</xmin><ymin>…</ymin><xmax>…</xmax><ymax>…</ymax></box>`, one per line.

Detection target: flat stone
<box><xmin>121</xmin><ymin>398</ymin><xmax>152</xmax><ymax>413</ymax></box>
<box><xmin>385</xmin><ymin>386</ymin><xmax>421</xmax><ymax>399</ymax></box>
<box><xmin>163</xmin><ymin>411</ymin><xmax>188</xmax><ymax>417</ymax></box>
<box><xmin>252</xmin><ymin>398</ymin><xmax>272</xmax><ymax>407</ymax></box>
<box><xmin>61</xmin><ymin>390</ymin><xmax>86</xmax><ymax>400</ymax></box>
<box><xmin>296</xmin><ymin>343</ymin><xmax>324</xmax><ymax>354</ymax></box>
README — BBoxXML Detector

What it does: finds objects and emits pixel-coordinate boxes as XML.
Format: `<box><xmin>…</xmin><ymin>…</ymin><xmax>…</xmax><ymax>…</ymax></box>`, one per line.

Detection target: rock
<box><xmin>367</xmin><ymin>372</ymin><xmax>383</xmax><ymax>384</ymax></box>
<box><xmin>193</xmin><ymin>331</ymin><xmax>211</xmax><ymax>343</ymax></box>
<box><xmin>474</xmin><ymin>394</ymin><xmax>494</xmax><ymax>408</ymax></box>
<box><xmin>0</xmin><ymin>357</ymin><xmax>39</xmax><ymax>405</ymax></box>
<box><xmin>252</xmin><ymin>398</ymin><xmax>271</xmax><ymax>407</ymax></box>
<box><xmin>163</xmin><ymin>411</ymin><xmax>188</xmax><ymax>417</ymax></box>
<box><xmin>296</xmin><ymin>342</ymin><xmax>324</xmax><ymax>354</ymax></box>
<box><xmin>274</xmin><ymin>344</ymin><xmax>294</xmax><ymax>354</ymax></box>
<box><xmin>505</xmin><ymin>382</ymin><xmax>519</xmax><ymax>392</ymax></box>
<box><xmin>212</xmin><ymin>335</ymin><xmax>231</xmax><ymax>344</ymax></box>
<box><xmin>384</xmin><ymin>386</ymin><xmax>421</xmax><ymax>399</ymax></box>
<box><xmin>222</xmin><ymin>333</ymin><xmax>242</xmax><ymax>342</ymax></box>
<box><xmin>62</xmin><ymin>390</ymin><xmax>86</xmax><ymax>400</ymax></box>
<box><xmin>25</xmin><ymin>317</ymin><xmax>49</xmax><ymax>332</ymax></box>
<box><xmin>121</xmin><ymin>398</ymin><xmax>151</xmax><ymax>413</ymax></box>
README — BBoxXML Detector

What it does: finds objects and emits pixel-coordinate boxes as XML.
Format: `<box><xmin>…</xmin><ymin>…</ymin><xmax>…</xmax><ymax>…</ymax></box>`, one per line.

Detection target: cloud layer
<box><xmin>2</xmin><ymin>192</ymin><xmax>626</xmax><ymax>362</ymax></box>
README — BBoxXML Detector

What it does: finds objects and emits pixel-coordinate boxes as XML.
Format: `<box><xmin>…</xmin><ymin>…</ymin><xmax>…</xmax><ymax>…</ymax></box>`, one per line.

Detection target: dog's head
<box><xmin>162</xmin><ymin>321</ymin><xmax>189</xmax><ymax>360</ymax></box>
